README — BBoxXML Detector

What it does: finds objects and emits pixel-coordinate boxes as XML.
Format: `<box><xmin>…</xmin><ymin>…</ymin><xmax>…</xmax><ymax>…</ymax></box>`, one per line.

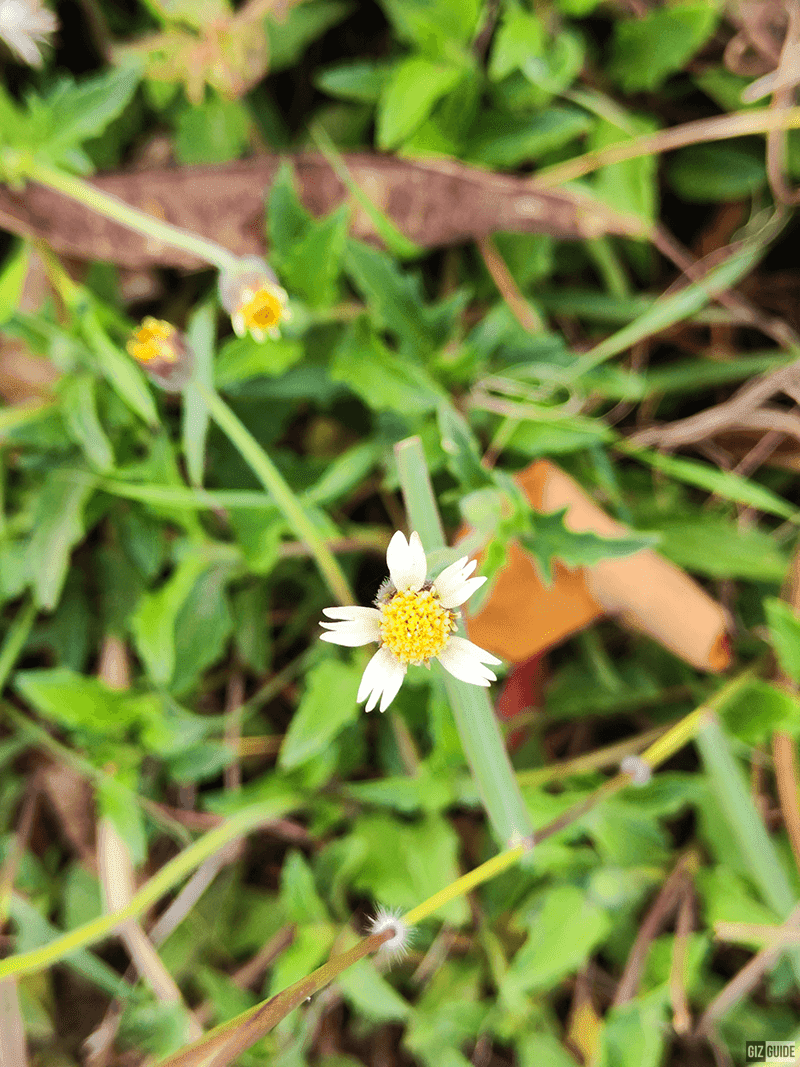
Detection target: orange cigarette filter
<box><xmin>463</xmin><ymin>460</ymin><xmax>731</xmax><ymax>673</ymax></box>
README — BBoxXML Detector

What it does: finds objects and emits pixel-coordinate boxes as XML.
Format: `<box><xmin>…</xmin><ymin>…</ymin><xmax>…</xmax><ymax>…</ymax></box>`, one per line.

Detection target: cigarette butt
<box><xmin>463</xmin><ymin>460</ymin><xmax>731</xmax><ymax>672</ymax></box>
<box><xmin>528</xmin><ymin>461</ymin><xmax>732</xmax><ymax>672</ymax></box>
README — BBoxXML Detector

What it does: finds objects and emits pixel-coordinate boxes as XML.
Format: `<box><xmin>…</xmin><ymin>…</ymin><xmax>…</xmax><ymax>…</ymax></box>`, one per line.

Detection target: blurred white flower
<box><xmin>0</xmin><ymin>0</ymin><xmax>57</xmax><ymax>67</ymax></box>
<box><xmin>321</xmin><ymin>530</ymin><xmax>501</xmax><ymax>713</ymax></box>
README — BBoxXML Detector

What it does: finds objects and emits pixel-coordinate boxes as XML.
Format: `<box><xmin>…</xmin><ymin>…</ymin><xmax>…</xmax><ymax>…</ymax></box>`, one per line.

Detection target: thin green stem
<box><xmin>197</xmin><ymin>384</ymin><xmax>354</xmax><ymax>605</ymax></box>
<box><xmin>28</xmin><ymin>163</ymin><xmax>239</xmax><ymax>274</ymax></box>
<box><xmin>394</xmin><ymin>435</ymin><xmax>534</xmax><ymax>847</ymax></box>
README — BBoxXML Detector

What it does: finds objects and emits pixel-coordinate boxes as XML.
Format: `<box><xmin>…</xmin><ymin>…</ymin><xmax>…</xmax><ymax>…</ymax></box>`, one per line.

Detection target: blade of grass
<box><xmin>696</xmin><ymin>715</ymin><xmax>800</xmax><ymax>982</ymax></box>
<box><xmin>394</xmin><ymin>435</ymin><xmax>533</xmax><ymax>847</ymax></box>
<box><xmin>0</xmin><ymin>597</ymin><xmax>37</xmax><ymax>695</ymax></box>
<box><xmin>182</xmin><ymin>302</ymin><xmax>215</xmax><ymax>488</ymax></box>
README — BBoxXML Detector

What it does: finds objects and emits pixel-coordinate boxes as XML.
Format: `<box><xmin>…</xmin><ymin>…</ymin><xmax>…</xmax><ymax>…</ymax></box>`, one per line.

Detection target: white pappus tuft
<box><xmin>368</xmin><ymin>905</ymin><xmax>414</xmax><ymax>960</ymax></box>
<box><xmin>620</xmin><ymin>754</ymin><xmax>652</xmax><ymax>786</ymax></box>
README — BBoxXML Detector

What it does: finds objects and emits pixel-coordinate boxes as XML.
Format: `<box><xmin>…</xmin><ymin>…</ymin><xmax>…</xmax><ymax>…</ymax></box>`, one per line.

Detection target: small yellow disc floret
<box><xmin>127</xmin><ymin>317</ymin><xmax>178</xmax><ymax>364</ymax></box>
<box><xmin>237</xmin><ymin>287</ymin><xmax>284</xmax><ymax>334</ymax></box>
<box><xmin>379</xmin><ymin>590</ymin><xmax>456</xmax><ymax>665</ymax></box>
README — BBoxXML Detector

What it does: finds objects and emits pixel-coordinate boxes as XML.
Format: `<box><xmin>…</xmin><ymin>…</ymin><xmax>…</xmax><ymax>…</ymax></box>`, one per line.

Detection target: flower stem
<box><xmin>197</xmin><ymin>383</ymin><xmax>354</xmax><ymax>606</ymax></box>
<box><xmin>27</xmin><ymin>162</ymin><xmax>239</xmax><ymax>273</ymax></box>
<box><xmin>395</xmin><ymin>435</ymin><xmax>534</xmax><ymax>847</ymax></box>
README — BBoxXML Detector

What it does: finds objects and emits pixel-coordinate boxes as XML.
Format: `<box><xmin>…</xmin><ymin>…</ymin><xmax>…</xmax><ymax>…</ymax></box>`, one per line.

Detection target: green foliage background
<box><xmin>1</xmin><ymin>0</ymin><xmax>800</xmax><ymax>1064</ymax></box>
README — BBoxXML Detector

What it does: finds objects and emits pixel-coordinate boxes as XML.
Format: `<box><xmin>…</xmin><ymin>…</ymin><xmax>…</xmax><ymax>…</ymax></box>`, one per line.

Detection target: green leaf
<box><xmin>590</xmin><ymin>114</ymin><xmax>659</xmax><ymax>222</ymax></box>
<box><xmin>377</xmin><ymin>57</ymin><xmax>463</xmax><ymax>150</ymax></box>
<box><xmin>182</xmin><ymin>302</ymin><xmax>215</xmax><ymax>487</ymax></box>
<box><xmin>97</xmin><ymin>775</ymin><xmax>148</xmax><ymax>865</ymax></box>
<box><xmin>280</xmin><ymin>851</ymin><xmax>328</xmax><ymax>923</ymax></box>
<box><xmin>520</xmin><ymin>508</ymin><xmax>657</xmax><ymax>585</ymax></box>
<box><xmin>503</xmin><ymin>885</ymin><xmax>611</xmax><ymax>994</ymax></box>
<box><xmin>338</xmin><ymin>960</ymin><xmax>411</xmax><ymax>1022</ymax></box>
<box><xmin>0</xmin><ymin>243</ymin><xmax>30</xmax><ymax>326</ymax></box>
<box><xmin>61</xmin><ymin>375</ymin><xmax>114</xmax><ymax>473</ymax></box>
<box><xmin>489</xmin><ymin>7</ymin><xmax>545</xmax><ymax>81</ymax></box>
<box><xmin>214</xmin><ymin>335</ymin><xmax>304</xmax><ymax>388</ymax></box>
<box><xmin>655</xmin><ymin>514</ymin><xmax>788</xmax><ymax>581</ymax></box>
<box><xmin>610</xmin><ymin>3</ymin><xmax>719</xmax><ymax>92</ymax></box>
<box><xmin>27</xmin><ymin>471</ymin><xmax>96</xmax><ymax>610</ymax></box>
<box><xmin>315</xmin><ymin>60</ymin><xmax>393</xmax><ymax>103</ymax></box>
<box><xmin>280</xmin><ymin>205</ymin><xmax>349</xmax><ymax>308</ymax></box>
<box><xmin>766</xmin><ymin>598</ymin><xmax>800</xmax><ymax>684</ymax></box>
<box><xmin>506</xmin><ymin>415</ymin><xmax>610</xmax><ymax>456</ymax></box>
<box><xmin>33</xmin><ymin>65</ymin><xmax>141</xmax><ymax>169</ymax></box>
<box><xmin>267</xmin><ymin>162</ymin><xmax>314</xmax><ymax>263</ymax></box>
<box><xmin>266</xmin><ymin>1</ymin><xmax>352</xmax><ymax>71</ymax></box>
<box><xmin>13</xmin><ymin>668</ymin><xmax>155</xmax><ymax>736</ymax></box>
<box><xmin>465</xmin><ymin>107</ymin><xmax>591</xmax><ymax>168</ymax></box>
<box><xmin>721</xmin><ymin>679</ymin><xmax>800</xmax><ymax>745</ymax></box>
<box><xmin>129</xmin><ymin>552</ymin><xmax>210</xmax><ymax>687</ymax></box>
<box><xmin>667</xmin><ymin>143</ymin><xmax>766</xmax><ymax>202</ymax></box>
<box><xmin>174</xmin><ymin>94</ymin><xmax>251</xmax><ymax>165</ymax></box>
<box><xmin>437</xmin><ymin>403</ymin><xmax>494</xmax><ymax>491</ymax></box>
<box><xmin>595</xmin><ymin>997</ymin><xmax>668</xmax><ymax>1067</ymax></box>
<box><xmin>622</xmin><ymin>445</ymin><xmax>798</xmax><ymax>522</ymax></box>
<box><xmin>170</xmin><ymin>564</ymin><xmax>234</xmax><ymax>695</ymax></box>
<box><xmin>344</xmin><ymin>240</ymin><xmax>443</xmax><ymax>353</ymax></box>
<box><xmin>279</xmin><ymin>659</ymin><xmax>362</xmax><ymax>770</ymax></box>
<box><xmin>330</xmin><ymin>321</ymin><xmax>444</xmax><ymax>415</ymax></box>
<box><xmin>379</xmin><ymin>0</ymin><xmax>482</xmax><ymax>50</ymax></box>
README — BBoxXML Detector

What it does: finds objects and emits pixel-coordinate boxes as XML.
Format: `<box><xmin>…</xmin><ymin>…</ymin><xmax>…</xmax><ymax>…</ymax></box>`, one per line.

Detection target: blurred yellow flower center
<box><xmin>239</xmin><ymin>287</ymin><xmax>284</xmax><ymax>333</ymax></box>
<box><xmin>380</xmin><ymin>590</ymin><xmax>456</xmax><ymax>664</ymax></box>
<box><xmin>127</xmin><ymin>317</ymin><xmax>178</xmax><ymax>364</ymax></box>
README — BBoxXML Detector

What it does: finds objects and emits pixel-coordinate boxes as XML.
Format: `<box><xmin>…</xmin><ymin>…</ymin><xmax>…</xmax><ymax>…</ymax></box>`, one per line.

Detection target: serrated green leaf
<box><xmin>520</xmin><ymin>508</ymin><xmax>657</xmax><ymax>585</ymax></box>
<box><xmin>279</xmin><ymin>659</ymin><xmax>362</xmax><ymax>770</ymax></box>
<box><xmin>280</xmin><ymin>205</ymin><xmax>349</xmax><ymax>307</ymax></box>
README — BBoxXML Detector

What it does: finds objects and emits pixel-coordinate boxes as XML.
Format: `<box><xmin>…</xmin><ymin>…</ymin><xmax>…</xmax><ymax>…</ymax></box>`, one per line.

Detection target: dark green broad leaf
<box><xmin>520</xmin><ymin>508</ymin><xmax>658</xmax><ymax>585</ymax></box>
<box><xmin>465</xmin><ymin>107</ymin><xmax>591</xmax><ymax>168</ymax></box>
<box><xmin>27</xmin><ymin>471</ymin><xmax>97</xmax><ymax>610</ymax></box>
<box><xmin>609</xmin><ymin>3</ymin><xmax>719</xmax><ymax>92</ymax></box>
<box><xmin>315</xmin><ymin>60</ymin><xmax>394</xmax><ymax>104</ymax></box>
<box><xmin>666</xmin><ymin>142</ymin><xmax>766</xmax><ymax>203</ymax></box>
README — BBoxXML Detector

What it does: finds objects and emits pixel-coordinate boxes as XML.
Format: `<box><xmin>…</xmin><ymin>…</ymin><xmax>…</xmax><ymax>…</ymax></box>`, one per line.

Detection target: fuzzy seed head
<box><xmin>368</xmin><ymin>906</ymin><xmax>413</xmax><ymax>959</ymax></box>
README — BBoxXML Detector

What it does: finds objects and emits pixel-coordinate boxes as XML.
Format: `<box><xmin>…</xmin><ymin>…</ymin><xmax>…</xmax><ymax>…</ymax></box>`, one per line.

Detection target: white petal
<box><xmin>437</xmin><ymin>635</ymin><xmax>501</xmax><ymax>686</ymax></box>
<box><xmin>322</xmin><ymin>606</ymin><xmax>381</xmax><ymax>623</ymax></box>
<box><xmin>386</xmin><ymin>530</ymin><xmax>427</xmax><ymax>592</ymax></box>
<box><xmin>433</xmin><ymin>555</ymin><xmax>486</xmax><ymax>608</ymax></box>
<box><xmin>231</xmin><ymin>311</ymin><xmax>246</xmax><ymax>337</ymax></box>
<box><xmin>320</xmin><ymin>619</ymin><xmax>381</xmax><ymax>640</ymax></box>
<box><xmin>357</xmin><ymin>647</ymin><xmax>406</xmax><ymax>712</ymax></box>
<box><xmin>320</xmin><ymin>626</ymin><xmax>377</xmax><ymax>647</ymax></box>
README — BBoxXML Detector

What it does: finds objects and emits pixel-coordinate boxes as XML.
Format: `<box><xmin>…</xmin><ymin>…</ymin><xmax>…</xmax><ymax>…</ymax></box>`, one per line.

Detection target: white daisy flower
<box><xmin>0</xmin><ymin>0</ymin><xmax>57</xmax><ymax>67</ymax></box>
<box><xmin>320</xmin><ymin>530</ymin><xmax>501</xmax><ymax>713</ymax></box>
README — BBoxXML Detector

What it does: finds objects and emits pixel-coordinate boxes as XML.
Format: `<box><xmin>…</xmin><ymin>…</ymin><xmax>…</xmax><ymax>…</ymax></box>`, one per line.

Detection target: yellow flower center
<box><xmin>238</xmin><ymin>287</ymin><xmax>284</xmax><ymax>333</ymax></box>
<box><xmin>127</xmin><ymin>317</ymin><xmax>178</xmax><ymax>364</ymax></box>
<box><xmin>379</xmin><ymin>590</ymin><xmax>456</xmax><ymax>665</ymax></box>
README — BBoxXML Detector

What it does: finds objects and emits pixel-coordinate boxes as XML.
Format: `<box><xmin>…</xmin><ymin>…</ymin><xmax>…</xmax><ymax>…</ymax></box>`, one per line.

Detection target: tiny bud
<box><xmin>126</xmin><ymin>317</ymin><xmax>194</xmax><ymax>392</ymax></box>
<box><xmin>368</xmin><ymin>905</ymin><xmax>414</xmax><ymax>960</ymax></box>
<box><xmin>218</xmin><ymin>256</ymin><xmax>290</xmax><ymax>342</ymax></box>
<box><xmin>620</xmin><ymin>754</ymin><xmax>652</xmax><ymax>786</ymax></box>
